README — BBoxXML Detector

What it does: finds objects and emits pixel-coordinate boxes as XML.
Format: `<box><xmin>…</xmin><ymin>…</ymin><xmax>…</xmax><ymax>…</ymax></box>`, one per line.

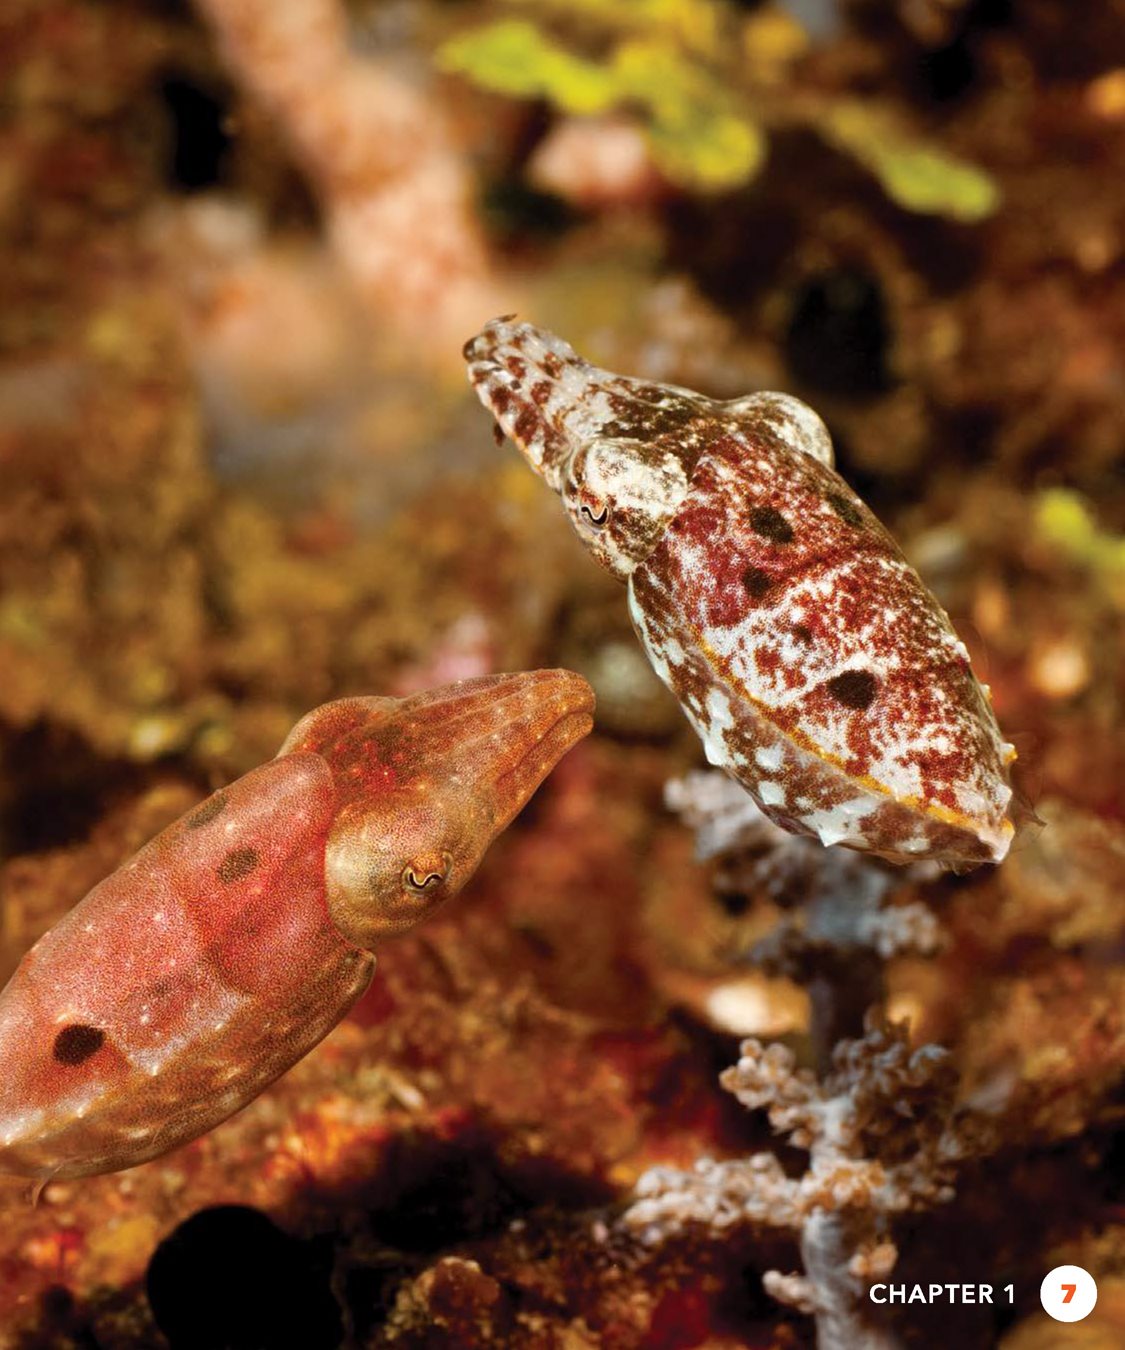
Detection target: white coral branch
<box><xmin>621</xmin><ymin>1024</ymin><xmax>979</xmax><ymax>1350</ymax></box>
<box><xmin>762</xmin><ymin>1268</ymin><xmax>818</xmax><ymax>1314</ymax></box>
<box><xmin>193</xmin><ymin>0</ymin><xmax>502</xmax><ymax>356</ymax></box>
<box><xmin>664</xmin><ymin>771</ymin><xmax>780</xmax><ymax>861</ymax></box>
<box><xmin>664</xmin><ymin>770</ymin><xmax>942</xmax><ymax>964</ymax></box>
<box><xmin>627</xmin><ymin>1154</ymin><xmax>799</xmax><ymax>1245</ymax></box>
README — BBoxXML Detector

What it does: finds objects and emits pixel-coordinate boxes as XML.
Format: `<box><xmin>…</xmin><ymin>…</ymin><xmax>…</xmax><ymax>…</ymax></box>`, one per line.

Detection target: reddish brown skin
<box><xmin>628</xmin><ymin>435</ymin><xmax>1012</xmax><ymax>863</ymax></box>
<box><xmin>0</xmin><ymin>671</ymin><xmax>594</xmax><ymax>1180</ymax></box>
<box><xmin>464</xmin><ymin>319</ymin><xmax>1015</xmax><ymax>868</ymax></box>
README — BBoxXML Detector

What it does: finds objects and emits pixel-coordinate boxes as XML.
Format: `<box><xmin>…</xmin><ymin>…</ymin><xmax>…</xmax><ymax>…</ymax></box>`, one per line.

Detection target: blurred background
<box><xmin>1</xmin><ymin>1</ymin><xmax>1124</xmax><ymax>1347</ymax></box>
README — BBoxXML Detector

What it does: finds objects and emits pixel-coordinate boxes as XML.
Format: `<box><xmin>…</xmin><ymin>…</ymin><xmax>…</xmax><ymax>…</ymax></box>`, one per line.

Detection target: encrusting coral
<box><xmin>623</xmin><ymin>1020</ymin><xmax>986</xmax><ymax>1350</ymax></box>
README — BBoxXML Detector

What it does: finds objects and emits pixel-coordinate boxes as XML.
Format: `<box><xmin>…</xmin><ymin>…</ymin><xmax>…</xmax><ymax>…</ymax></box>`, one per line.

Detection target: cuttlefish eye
<box><xmin>578</xmin><ymin>491</ymin><xmax>609</xmax><ymax>527</ymax></box>
<box><xmin>402</xmin><ymin>852</ymin><xmax>453</xmax><ymax>893</ymax></box>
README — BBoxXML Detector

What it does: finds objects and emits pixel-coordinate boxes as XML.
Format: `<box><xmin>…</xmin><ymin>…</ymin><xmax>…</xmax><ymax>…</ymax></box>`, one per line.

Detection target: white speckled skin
<box><xmin>464</xmin><ymin>318</ymin><xmax>1015</xmax><ymax>868</ymax></box>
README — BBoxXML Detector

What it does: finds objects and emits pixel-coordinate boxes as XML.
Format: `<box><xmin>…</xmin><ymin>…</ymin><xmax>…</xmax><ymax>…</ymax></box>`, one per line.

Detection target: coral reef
<box><xmin>1</xmin><ymin>0</ymin><xmax>1124</xmax><ymax>1346</ymax></box>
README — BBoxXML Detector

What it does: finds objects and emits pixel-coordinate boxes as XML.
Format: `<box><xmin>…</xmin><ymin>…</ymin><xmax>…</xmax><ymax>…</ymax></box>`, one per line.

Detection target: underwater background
<box><xmin>1</xmin><ymin>0</ymin><xmax>1124</xmax><ymax>1346</ymax></box>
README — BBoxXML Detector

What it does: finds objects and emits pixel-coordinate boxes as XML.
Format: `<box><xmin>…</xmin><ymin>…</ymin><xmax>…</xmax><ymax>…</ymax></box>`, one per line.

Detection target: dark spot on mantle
<box><xmin>742</xmin><ymin>567</ymin><xmax>772</xmax><ymax>600</ymax></box>
<box><xmin>53</xmin><ymin>1024</ymin><xmax>105</xmax><ymax>1066</ymax></box>
<box><xmin>826</xmin><ymin>670</ymin><xmax>878</xmax><ymax>710</ymax></box>
<box><xmin>826</xmin><ymin>491</ymin><xmax>864</xmax><ymax>527</ymax></box>
<box><xmin>217</xmin><ymin>847</ymin><xmax>259</xmax><ymax>884</ymax></box>
<box><xmin>748</xmin><ymin>506</ymin><xmax>794</xmax><ymax>544</ymax></box>
<box><xmin>185</xmin><ymin>792</ymin><xmax>228</xmax><ymax>830</ymax></box>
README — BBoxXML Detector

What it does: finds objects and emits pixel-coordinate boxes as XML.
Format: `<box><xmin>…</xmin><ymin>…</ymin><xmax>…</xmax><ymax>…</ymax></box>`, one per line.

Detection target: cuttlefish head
<box><xmin>464</xmin><ymin>318</ymin><xmax>709</xmax><ymax>580</ymax></box>
<box><xmin>284</xmin><ymin>671</ymin><xmax>595</xmax><ymax>949</ymax></box>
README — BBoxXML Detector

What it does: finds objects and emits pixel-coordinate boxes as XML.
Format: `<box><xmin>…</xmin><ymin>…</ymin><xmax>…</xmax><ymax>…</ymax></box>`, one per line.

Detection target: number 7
<box><xmin>1061</xmin><ymin>1284</ymin><xmax>1077</xmax><ymax>1304</ymax></box>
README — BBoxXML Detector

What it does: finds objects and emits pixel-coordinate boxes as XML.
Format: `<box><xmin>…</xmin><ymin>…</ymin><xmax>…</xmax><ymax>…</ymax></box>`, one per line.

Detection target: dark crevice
<box><xmin>159</xmin><ymin>74</ymin><xmax>234</xmax><ymax>191</ymax></box>
<box><xmin>914</xmin><ymin>0</ymin><xmax>1015</xmax><ymax>103</ymax></box>
<box><xmin>482</xmin><ymin>177</ymin><xmax>582</xmax><ymax>244</ymax></box>
<box><xmin>363</xmin><ymin>1130</ymin><xmax>615</xmax><ymax>1254</ymax></box>
<box><xmin>146</xmin><ymin>1206</ymin><xmax>343</xmax><ymax>1350</ymax></box>
<box><xmin>0</xmin><ymin>721</ymin><xmax>154</xmax><ymax>855</ymax></box>
<box><xmin>785</xmin><ymin>267</ymin><xmax>892</xmax><ymax>398</ymax></box>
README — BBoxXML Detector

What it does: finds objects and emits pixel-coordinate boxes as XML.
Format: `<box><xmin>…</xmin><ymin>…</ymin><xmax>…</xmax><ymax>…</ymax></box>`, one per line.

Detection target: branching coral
<box><xmin>620</xmin><ymin>777</ymin><xmax>970</xmax><ymax>1346</ymax></box>
<box><xmin>623</xmin><ymin>1021</ymin><xmax>986</xmax><ymax>1349</ymax></box>
<box><xmin>193</xmin><ymin>0</ymin><xmax>502</xmax><ymax>358</ymax></box>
